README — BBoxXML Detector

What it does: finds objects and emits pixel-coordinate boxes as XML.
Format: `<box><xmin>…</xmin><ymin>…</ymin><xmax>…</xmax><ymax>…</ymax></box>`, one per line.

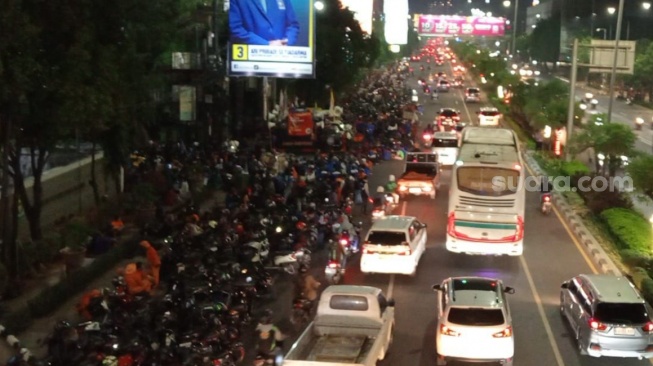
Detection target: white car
<box><xmin>464</xmin><ymin>87</ymin><xmax>480</xmax><ymax>103</ymax></box>
<box><xmin>433</xmin><ymin>277</ymin><xmax>515</xmax><ymax>366</ymax></box>
<box><xmin>360</xmin><ymin>216</ymin><xmax>427</xmax><ymax>276</ymax></box>
<box><xmin>477</xmin><ymin>107</ymin><xmax>502</xmax><ymax>126</ymax></box>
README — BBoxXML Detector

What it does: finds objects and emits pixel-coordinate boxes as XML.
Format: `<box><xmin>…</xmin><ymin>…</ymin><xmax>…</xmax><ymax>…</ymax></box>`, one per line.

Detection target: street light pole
<box><xmin>511</xmin><ymin>0</ymin><xmax>519</xmax><ymax>56</ymax></box>
<box><xmin>606</xmin><ymin>0</ymin><xmax>625</xmax><ymax>124</ymax></box>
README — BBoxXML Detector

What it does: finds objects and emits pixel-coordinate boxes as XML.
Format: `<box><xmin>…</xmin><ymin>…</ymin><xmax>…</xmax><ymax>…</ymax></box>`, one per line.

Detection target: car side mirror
<box><xmin>504</xmin><ymin>287</ymin><xmax>515</xmax><ymax>294</ymax></box>
<box><xmin>561</xmin><ymin>282</ymin><xmax>569</xmax><ymax>289</ymax></box>
<box><xmin>421</xmin><ymin>223</ymin><xmax>428</xmax><ymax>229</ymax></box>
<box><xmin>432</xmin><ymin>284</ymin><xmax>442</xmax><ymax>292</ymax></box>
<box><xmin>387</xmin><ymin>299</ymin><xmax>396</xmax><ymax>307</ymax></box>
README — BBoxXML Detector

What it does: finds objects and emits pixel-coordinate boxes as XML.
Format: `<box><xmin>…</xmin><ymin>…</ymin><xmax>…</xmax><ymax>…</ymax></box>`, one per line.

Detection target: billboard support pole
<box><xmin>263</xmin><ymin>77</ymin><xmax>271</xmax><ymax>149</ymax></box>
<box><xmin>511</xmin><ymin>0</ymin><xmax>519</xmax><ymax>55</ymax></box>
<box><xmin>566</xmin><ymin>38</ymin><xmax>579</xmax><ymax>162</ymax></box>
<box><xmin>606</xmin><ymin>0</ymin><xmax>625</xmax><ymax>124</ymax></box>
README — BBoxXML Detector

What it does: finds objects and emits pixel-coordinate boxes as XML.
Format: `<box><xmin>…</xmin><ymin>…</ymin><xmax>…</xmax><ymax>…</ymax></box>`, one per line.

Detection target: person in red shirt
<box><xmin>140</xmin><ymin>240</ymin><xmax>161</xmax><ymax>287</ymax></box>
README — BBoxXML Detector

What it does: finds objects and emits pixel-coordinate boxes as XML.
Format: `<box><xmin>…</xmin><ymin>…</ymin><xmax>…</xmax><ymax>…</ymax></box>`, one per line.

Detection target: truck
<box><xmin>397</xmin><ymin>152</ymin><xmax>440</xmax><ymax>199</ymax></box>
<box><xmin>282</xmin><ymin>285</ymin><xmax>395</xmax><ymax>366</ymax></box>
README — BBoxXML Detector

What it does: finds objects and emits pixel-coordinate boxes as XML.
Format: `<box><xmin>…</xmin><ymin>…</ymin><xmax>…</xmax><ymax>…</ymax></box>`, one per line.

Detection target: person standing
<box><xmin>140</xmin><ymin>240</ymin><xmax>161</xmax><ymax>287</ymax></box>
<box><xmin>229</xmin><ymin>0</ymin><xmax>300</xmax><ymax>46</ymax></box>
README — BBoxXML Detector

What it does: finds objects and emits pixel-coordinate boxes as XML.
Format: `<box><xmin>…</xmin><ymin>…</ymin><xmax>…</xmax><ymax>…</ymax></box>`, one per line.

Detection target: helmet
<box><xmin>296</xmin><ymin>221</ymin><xmax>307</xmax><ymax>230</ymax></box>
<box><xmin>389</xmin><ymin>175</ymin><xmax>395</xmax><ymax>182</ymax></box>
<box><xmin>376</xmin><ymin>186</ymin><xmax>385</xmax><ymax>193</ymax></box>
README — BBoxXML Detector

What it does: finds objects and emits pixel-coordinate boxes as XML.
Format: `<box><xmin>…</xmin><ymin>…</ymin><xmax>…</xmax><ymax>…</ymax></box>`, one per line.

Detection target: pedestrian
<box><xmin>124</xmin><ymin>262</ymin><xmax>152</xmax><ymax>295</ymax></box>
<box><xmin>140</xmin><ymin>240</ymin><xmax>161</xmax><ymax>287</ymax></box>
<box><xmin>300</xmin><ymin>266</ymin><xmax>321</xmax><ymax>302</ymax></box>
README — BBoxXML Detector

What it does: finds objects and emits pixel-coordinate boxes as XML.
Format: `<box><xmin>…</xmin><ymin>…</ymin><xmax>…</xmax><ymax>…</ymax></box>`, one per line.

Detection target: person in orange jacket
<box><xmin>76</xmin><ymin>289</ymin><xmax>102</xmax><ymax>320</ymax></box>
<box><xmin>124</xmin><ymin>262</ymin><xmax>152</xmax><ymax>295</ymax></box>
<box><xmin>140</xmin><ymin>240</ymin><xmax>161</xmax><ymax>286</ymax></box>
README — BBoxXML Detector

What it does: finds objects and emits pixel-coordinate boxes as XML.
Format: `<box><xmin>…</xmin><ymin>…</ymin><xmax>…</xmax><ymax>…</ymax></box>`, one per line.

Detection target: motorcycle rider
<box><xmin>328</xmin><ymin>238</ymin><xmax>347</xmax><ymax>271</ymax></box>
<box><xmin>385</xmin><ymin>175</ymin><xmax>400</xmax><ymax>205</ymax></box>
<box><xmin>256</xmin><ymin>309</ymin><xmax>285</xmax><ymax>357</ymax></box>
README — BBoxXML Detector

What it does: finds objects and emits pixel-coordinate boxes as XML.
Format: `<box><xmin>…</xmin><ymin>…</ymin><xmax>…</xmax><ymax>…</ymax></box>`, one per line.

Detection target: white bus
<box><xmin>430</xmin><ymin>131</ymin><xmax>458</xmax><ymax>166</ymax></box>
<box><xmin>446</xmin><ymin>127</ymin><xmax>525</xmax><ymax>256</ymax></box>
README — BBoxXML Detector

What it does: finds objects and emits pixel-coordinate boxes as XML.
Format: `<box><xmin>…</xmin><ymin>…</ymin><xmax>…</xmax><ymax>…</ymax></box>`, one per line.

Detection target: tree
<box><xmin>627</xmin><ymin>155</ymin><xmax>653</xmax><ymax>196</ymax></box>
<box><xmin>569</xmin><ymin>116</ymin><xmax>635</xmax><ymax>176</ymax></box>
<box><xmin>529</xmin><ymin>17</ymin><xmax>561</xmax><ymax>72</ymax></box>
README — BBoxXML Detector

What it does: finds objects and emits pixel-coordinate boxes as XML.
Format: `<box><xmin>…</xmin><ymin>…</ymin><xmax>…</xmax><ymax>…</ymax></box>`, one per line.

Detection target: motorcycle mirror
<box><xmin>432</xmin><ymin>284</ymin><xmax>442</xmax><ymax>291</ymax></box>
<box><xmin>504</xmin><ymin>287</ymin><xmax>516</xmax><ymax>294</ymax></box>
<box><xmin>387</xmin><ymin>299</ymin><xmax>396</xmax><ymax>307</ymax></box>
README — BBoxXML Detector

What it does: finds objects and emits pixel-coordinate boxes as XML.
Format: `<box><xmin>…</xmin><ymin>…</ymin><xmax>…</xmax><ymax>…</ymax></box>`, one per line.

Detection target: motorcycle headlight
<box><xmin>275</xmin><ymin>226</ymin><xmax>283</xmax><ymax>233</ymax></box>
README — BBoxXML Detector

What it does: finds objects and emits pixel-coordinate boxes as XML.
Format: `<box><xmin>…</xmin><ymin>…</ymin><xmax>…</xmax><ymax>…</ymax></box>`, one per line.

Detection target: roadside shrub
<box><xmin>600</xmin><ymin>208</ymin><xmax>652</xmax><ymax>254</ymax></box>
<box><xmin>640</xmin><ymin>276</ymin><xmax>653</xmax><ymax>305</ymax></box>
<box><xmin>561</xmin><ymin>160</ymin><xmax>590</xmax><ymax>177</ymax></box>
<box><xmin>581</xmin><ymin>188</ymin><xmax>632</xmax><ymax>215</ymax></box>
<box><xmin>631</xmin><ymin>267</ymin><xmax>649</xmax><ymax>288</ymax></box>
<box><xmin>621</xmin><ymin>249</ymin><xmax>653</xmax><ymax>270</ymax></box>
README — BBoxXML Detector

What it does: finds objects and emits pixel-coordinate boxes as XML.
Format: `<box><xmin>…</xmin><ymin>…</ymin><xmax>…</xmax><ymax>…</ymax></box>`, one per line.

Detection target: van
<box><xmin>360</xmin><ymin>216</ymin><xmax>427</xmax><ymax>276</ymax></box>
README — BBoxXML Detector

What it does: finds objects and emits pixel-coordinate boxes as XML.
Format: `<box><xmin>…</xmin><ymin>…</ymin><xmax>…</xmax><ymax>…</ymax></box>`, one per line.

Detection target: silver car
<box><xmin>560</xmin><ymin>274</ymin><xmax>653</xmax><ymax>359</ymax></box>
<box><xmin>437</xmin><ymin>80</ymin><xmax>450</xmax><ymax>92</ymax></box>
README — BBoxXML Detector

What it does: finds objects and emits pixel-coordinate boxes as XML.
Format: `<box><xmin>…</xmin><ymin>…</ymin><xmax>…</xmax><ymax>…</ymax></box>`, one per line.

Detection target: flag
<box><xmin>329</xmin><ymin>89</ymin><xmax>335</xmax><ymax>113</ymax></box>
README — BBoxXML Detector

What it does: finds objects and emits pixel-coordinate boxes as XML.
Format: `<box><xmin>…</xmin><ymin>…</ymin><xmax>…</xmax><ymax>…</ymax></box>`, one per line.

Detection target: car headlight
<box><xmin>399</xmin><ymin>186</ymin><xmax>408</xmax><ymax>191</ymax></box>
<box><xmin>422</xmin><ymin>186</ymin><xmax>432</xmax><ymax>192</ymax></box>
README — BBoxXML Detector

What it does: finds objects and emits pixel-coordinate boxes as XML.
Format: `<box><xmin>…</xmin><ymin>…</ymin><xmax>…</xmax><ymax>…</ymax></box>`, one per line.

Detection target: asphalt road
<box><xmin>561</xmin><ymin>78</ymin><xmax>653</xmax><ymax>154</ymax></box>
<box><xmin>326</xmin><ymin>60</ymin><xmax>653</xmax><ymax>366</ymax></box>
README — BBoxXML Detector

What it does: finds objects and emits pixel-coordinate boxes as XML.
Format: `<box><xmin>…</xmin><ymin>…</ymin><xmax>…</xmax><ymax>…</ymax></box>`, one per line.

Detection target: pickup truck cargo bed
<box><xmin>308</xmin><ymin>335</ymin><xmax>373</xmax><ymax>362</ymax></box>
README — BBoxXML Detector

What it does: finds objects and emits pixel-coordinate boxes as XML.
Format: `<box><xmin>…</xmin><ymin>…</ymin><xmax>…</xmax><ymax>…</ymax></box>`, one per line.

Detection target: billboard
<box><xmin>416</xmin><ymin>15</ymin><xmax>505</xmax><ymax>37</ymax></box>
<box><xmin>384</xmin><ymin>0</ymin><xmax>408</xmax><ymax>45</ymax></box>
<box><xmin>341</xmin><ymin>0</ymin><xmax>373</xmax><ymax>35</ymax></box>
<box><xmin>228</xmin><ymin>0</ymin><xmax>315</xmax><ymax>78</ymax></box>
<box><xmin>588</xmin><ymin>40</ymin><xmax>636</xmax><ymax>75</ymax></box>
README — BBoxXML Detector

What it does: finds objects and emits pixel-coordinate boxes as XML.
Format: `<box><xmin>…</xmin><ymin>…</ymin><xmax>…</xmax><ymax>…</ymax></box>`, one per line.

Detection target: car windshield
<box><xmin>440</xmin><ymin>110</ymin><xmax>457</xmax><ymax>117</ymax></box>
<box><xmin>366</xmin><ymin>231</ymin><xmax>406</xmax><ymax>246</ymax></box>
<box><xmin>440</xmin><ymin>81</ymin><xmax>449</xmax><ymax>85</ymax></box>
<box><xmin>447</xmin><ymin>308</ymin><xmax>505</xmax><ymax>326</ymax></box>
<box><xmin>467</xmin><ymin>89</ymin><xmax>479</xmax><ymax>94</ymax></box>
<box><xmin>481</xmin><ymin>111</ymin><xmax>500</xmax><ymax>116</ymax></box>
<box><xmin>457</xmin><ymin>167</ymin><xmax>520</xmax><ymax>196</ymax></box>
<box><xmin>595</xmin><ymin>303</ymin><xmax>649</xmax><ymax>324</ymax></box>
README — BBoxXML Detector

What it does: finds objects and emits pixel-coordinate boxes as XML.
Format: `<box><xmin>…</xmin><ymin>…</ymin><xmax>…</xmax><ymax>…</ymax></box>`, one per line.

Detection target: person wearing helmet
<box><xmin>140</xmin><ymin>240</ymin><xmax>161</xmax><ymax>287</ymax></box>
<box><xmin>123</xmin><ymin>262</ymin><xmax>152</xmax><ymax>295</ymax></box>
<box><xmin>385</xmin><ymin>175</ymin><xmax>399</xmax><ymax>205</ymax></box>
<box><xmin>256</xmin><ymin>309</ymin><xmax>285</xmax><ymax>356</ymax></box>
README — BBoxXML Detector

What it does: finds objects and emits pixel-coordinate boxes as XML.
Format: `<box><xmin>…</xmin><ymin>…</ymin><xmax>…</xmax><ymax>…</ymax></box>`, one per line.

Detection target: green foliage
<box><xmin>61</xmin><ymin>219</ymin><xmax>95</xmax><ymax>250</ymax></box>
<box><xmin>529</xmin><ymin>17</ymin><xmax>561</xmax><ymax>65</ymax></box>
<box><xmin>560</xmin><ymin>160</ymin><xmax>590</xmax><ymax>177</ymax></box>
<box><xmin>631</xmin><ymin>267</ymin><xmax>650</xmax><ymax>288</ymax></box>
<box><xmin>601</xmin><ymin>208</ymin><xmax>652</xmax><ymax>254</ymax></box>
<box><xmin>640</xmin><ymin>276</ymin><xmax>653</xmax><ymax>307</ymax></box>
<box><xmin>627</xmin><ymin>155</ymin><xmax>653</xmax><ymax>195</ymax></box>
<box><xmin>580</xmin><ymin>187</ymin><xmax>632</xmax><ymax>216</ymax></box>
<box><xmin>569</xmin><ymin>119</ymin><xmax>635</xmax><ymax>176</ymax></box>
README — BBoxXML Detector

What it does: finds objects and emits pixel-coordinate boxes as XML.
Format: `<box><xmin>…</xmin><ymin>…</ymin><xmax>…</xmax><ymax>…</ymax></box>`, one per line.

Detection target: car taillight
<box><xmin>339</xmin><ymin>239</ymin><xmax>348</xmax><ymax>245</ymax></box>
<box><xmin>543</xmin><ymin>195</ymin><xmax>551</xmax><ymax>202</ymax></box>
<box><xmin>399</xmin><ymin>185</ymin><xmax>407</xmax><ymax>191</ymax></box>
<box><xmin>423</xmin><ymin>133</ymin><xmax>432</xmax><ymax>141</ymax></box>
<box><xmin>440</xmin><ymin>324</ymin><xmax>460</xmax><ymax>337</ymax></box>
<box><xmin>642</xmin><ymin>322</ymin><xmax>653</xmax><ymax>333</ymax></box>
<box><xmin>492</xmin><ymin>326</ymin><xmax>513</xmax><ymax>338</ymax></box>
<box><xmin>589</xmin><ymin>318</ymin><xmax>608</xmax><ymax>331</ymax></box>
<box><xmin>327</xmin><ymin>261</ymin><xmax>339</xmax><ymax>268</ymax></box>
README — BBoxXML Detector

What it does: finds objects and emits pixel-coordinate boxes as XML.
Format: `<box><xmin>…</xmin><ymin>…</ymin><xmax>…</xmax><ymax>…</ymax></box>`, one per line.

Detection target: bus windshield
<box><xmin>432</xmin><ymin>138</ymin><xmax>458</xmax><ymax>148</ymax></box>
<box><xmin>457</xmin><ymin>167</ymin><xmax>520</xmax><ymax>196</ymax></box>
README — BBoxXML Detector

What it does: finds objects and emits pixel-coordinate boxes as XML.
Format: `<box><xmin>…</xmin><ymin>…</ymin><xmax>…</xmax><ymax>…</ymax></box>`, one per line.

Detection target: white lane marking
<box><xmin>519</xmin><ymin>255</ymin><xmax>566</xmax><ymax>366</ymax></box>
<box><xmin>387</xmin><ymin>274</ymin><xmax>395</xmax><ymax>299</ymax></box>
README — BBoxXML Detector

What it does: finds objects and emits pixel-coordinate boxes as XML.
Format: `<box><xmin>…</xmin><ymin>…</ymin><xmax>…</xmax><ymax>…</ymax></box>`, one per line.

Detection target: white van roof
<box><xmin>461</xmin><ymin>127</ymin><xmax>518</xmax><ymax>147</ymax></box>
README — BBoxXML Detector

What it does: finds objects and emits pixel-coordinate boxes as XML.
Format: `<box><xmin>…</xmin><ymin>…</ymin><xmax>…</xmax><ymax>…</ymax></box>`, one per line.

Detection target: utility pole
<box><xmin>566</xmin><ymin>38</ymin><xmax>579</xmax><ymax>162</ymax></box>
<box><xmin>510</xmin><ymin>0</ymin><xmax>519</xmax><ymax>56</ymax></box>
<box><xmin>606</xmin><ymin>0</ymin><xmax>625</xmax><ymax>124</ymax></box>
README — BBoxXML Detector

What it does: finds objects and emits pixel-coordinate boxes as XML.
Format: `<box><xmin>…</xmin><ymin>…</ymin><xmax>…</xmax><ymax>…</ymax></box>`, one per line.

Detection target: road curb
<box><xmin>522</xmin><ymin>152</ymin><xmax>622</xmax><ymax>276</ymax></box>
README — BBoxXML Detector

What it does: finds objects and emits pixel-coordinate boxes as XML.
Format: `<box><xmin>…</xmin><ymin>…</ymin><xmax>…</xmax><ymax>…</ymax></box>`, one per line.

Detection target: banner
<box><xmin>341</xmin><ymin>0</ymin><xmax>373</xmax><ymax>34</ymax></box>
<box><xmin>288</xmin><ymin>111</ymin><xmax>313</xmax><ymax>136</ymax></box>
<box><xmin>416</xmin><ymin>15</ymin><xmax>505</xmax><ymax>37</ymax></box>
<box><xmin>228</xmin><ymin>0</ymin><xmax>315</xmax><ymax>78</ymax></box>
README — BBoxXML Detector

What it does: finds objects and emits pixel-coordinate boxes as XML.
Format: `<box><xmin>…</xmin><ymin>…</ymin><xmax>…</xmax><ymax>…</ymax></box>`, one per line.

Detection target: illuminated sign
<box><xmin>341</xmin><ymin>0</ymin><xmax>373</xmax><ymax>35</ymax></box>
<box><xmin>384</xmin><ymin>0</ymin><xmax>409</xmax><ymax>45</ymax></box>
<box><xmin>416</xmin><ymin>15</ymin><xmax>505</xmax><ymax>37</ymax></box>
<box><xmin>228</xmin><ymin>0</ymin><xmax>315</xmax><ymax>78</ymax></box>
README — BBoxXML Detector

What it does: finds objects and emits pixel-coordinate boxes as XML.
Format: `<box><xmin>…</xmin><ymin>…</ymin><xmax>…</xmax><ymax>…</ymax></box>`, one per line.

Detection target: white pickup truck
<box><xmin>282</xmin><ymin>285</ymin><xmax>395</xmax><ymax>366</ymax></box>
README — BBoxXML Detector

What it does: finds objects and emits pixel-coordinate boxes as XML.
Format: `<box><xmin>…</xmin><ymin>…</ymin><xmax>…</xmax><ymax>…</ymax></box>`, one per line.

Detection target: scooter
<box><xmin>325</xmin><ymin>260</ymin><xmax>344</xmax><ymax>285</ymax></box>
<box><xmin>635</xmin><ymin>117</ymin><xmax>644</xmax><ymax>131</ymax></box>
<box><xmin>626</xmin><ymin>97</ymin><xmax>633</xmax><ymax>105</ymax></box>
<box><xmin>273</xmin><ymin>248</ymin><xmax>311</xmax><ymax>275</ymax></box>
<box><xmin>541</xmin><ymin>193</ymin><xmax>552</xmax><ymax>215</ymax></box>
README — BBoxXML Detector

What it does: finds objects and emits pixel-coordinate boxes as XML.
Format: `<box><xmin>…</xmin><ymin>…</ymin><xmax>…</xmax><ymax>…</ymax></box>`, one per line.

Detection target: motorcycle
<box><xmin>272</xmin><ymin>248</ymin><xmax>311</xmax><ymax>275</ymax></box>
<box><xmin>636</xmin><ymin>117</ymin><xmax>644</xmax><ymax>131</ymax></box>
<box><xmin>541</xmin><ymin>193</ymin><xmax>552</xmax><ymax>215</ymax></box>
<box><xmin>290</xmin><ymin>298</ymin><xmax>313</xmax><ymax>328</ymax></box>
<box><xmin>324</xmin><ymin>260</ymin><xmax>344</xmax><ymax>285</ymax></box>
<box><xmin>422</xmin><ymin>131</ymin><xmax>433</xmax><ymax>145</ymax></box>
<box><xmin>626</xmin><ymin>97</ymin><xmax>633</xmax><ymax>105</ymax></box>
<box><xmin>370</xmin><ymin>196</ymin><xmax>396</xmax><ymax>220</ymax></box>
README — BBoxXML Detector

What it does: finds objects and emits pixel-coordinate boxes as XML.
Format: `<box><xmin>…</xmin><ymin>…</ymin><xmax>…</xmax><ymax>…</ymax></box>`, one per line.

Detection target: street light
<box><xmin>607</xmin><ymin>6</ymin><xmax>616</xmax><ymax>14</ymax></box>
<box><xmin>644</xmin><ymin>2</ymin><xmax>651</xmax><ymax>10</ymax></box>
<box><xmin>596</xmin><ymin>28</ymin><xmax>607</xmax><ymax>39</ymax></box>
<box><xmin>503</xmin><ymin>0</ymin><xmax>511</xmax><ymax>7</ymax></box>
<box><xmin>314</xmin><ymin>1</ymin><xmax>324</xmax><ymax>11</ymax></box>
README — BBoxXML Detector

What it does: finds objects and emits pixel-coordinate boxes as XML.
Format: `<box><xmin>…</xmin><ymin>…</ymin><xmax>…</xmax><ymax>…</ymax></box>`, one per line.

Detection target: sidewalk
<box><xmin>0</xmin><ymin>190</ymin><xmax>226</xmax><ymax>361</ymax></box>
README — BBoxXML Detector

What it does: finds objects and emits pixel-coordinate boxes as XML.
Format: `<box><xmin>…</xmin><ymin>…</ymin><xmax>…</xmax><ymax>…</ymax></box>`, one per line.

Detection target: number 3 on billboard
<box><xmin>232</xmin><ymin>45</ymin><xmax>248</xmax><ymax>60</ymax></box>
